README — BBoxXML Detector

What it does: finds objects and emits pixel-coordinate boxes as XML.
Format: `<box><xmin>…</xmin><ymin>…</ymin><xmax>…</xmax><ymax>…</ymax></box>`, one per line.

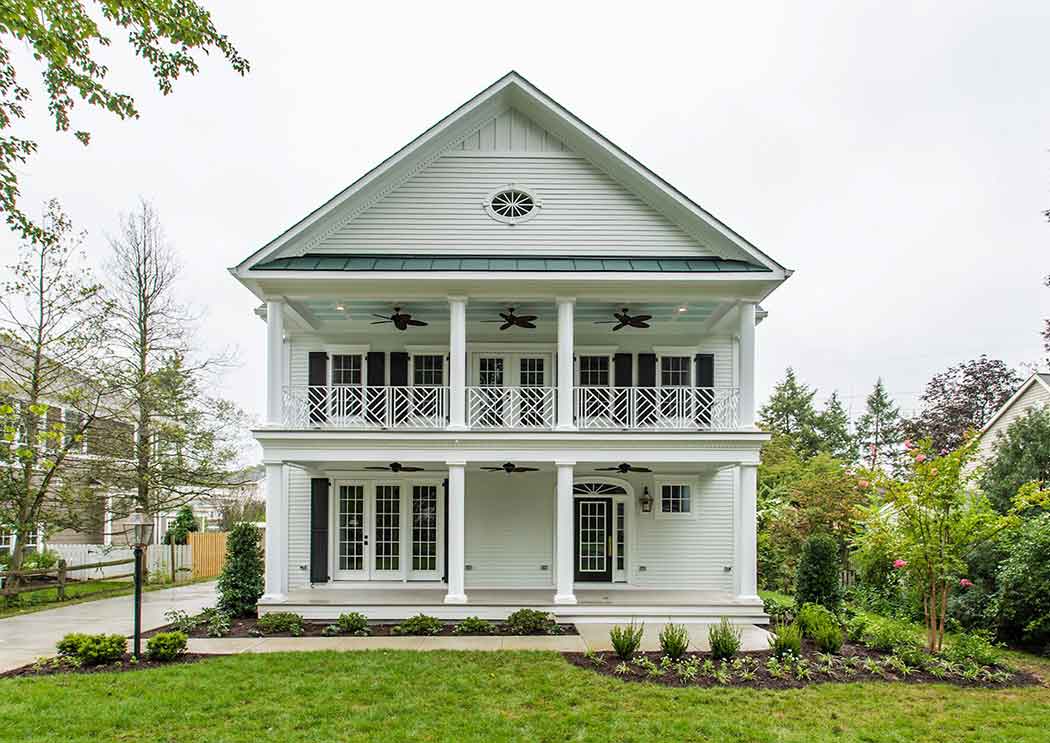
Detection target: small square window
<box><xmin>660</xmin><ymin>484</ymin><xmax>690</xmax><ymax>514</ymax></box>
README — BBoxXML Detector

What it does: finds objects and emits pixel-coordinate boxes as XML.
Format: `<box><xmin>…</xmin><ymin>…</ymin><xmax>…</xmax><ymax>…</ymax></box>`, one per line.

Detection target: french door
<box><xmin>473</xmin><ymin>353</ymin><xmax>552</xmax><ymax>427</ymax></box>
<box><xmin>333</xmin><ymin>481</ymin><xmax>443</xmax><ymax>581</ymax></box>
<box><xmin>574</xmin><ymin>497</ymin><xmax>613</xmax><ymax>582</ymax></box>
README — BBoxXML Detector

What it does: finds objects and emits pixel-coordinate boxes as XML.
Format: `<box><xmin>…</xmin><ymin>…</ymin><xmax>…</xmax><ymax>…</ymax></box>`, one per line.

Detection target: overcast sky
<box><xmin>2</xmin><ymin>1</ymin><xmax>1047</xmax><ymax>454</ymax></box>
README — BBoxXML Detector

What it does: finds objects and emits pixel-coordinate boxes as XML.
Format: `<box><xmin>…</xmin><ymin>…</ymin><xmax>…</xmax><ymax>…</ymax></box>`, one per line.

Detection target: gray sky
<box><xmin>2</xmin><ymin>1</ymin><xmax>1048</xmax><ymax>449</ymax></box>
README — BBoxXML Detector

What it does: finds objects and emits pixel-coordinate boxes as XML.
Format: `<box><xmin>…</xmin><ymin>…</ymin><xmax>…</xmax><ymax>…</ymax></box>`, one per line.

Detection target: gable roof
<box><xmin>233</xmin><ymin>72</ymin><xmax>790</xmax><ymax>277</ymax></box>
<box><xmin>976</xmin><ymin>372</ymin><xmax>1050</xmax><ymax>440</ymax></box>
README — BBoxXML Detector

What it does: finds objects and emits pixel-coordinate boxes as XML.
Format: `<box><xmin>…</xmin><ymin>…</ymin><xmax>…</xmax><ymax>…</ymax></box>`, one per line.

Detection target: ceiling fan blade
<box><xmin>371</xmin><ymin>314</ymin><xmax>392</xmax><ymax>320</ymax></box>
<box><xmin>370</xmin><ymin>320</ymin><xmax>391</xmax><ymax>325</ymax></box>
<box><xmin>365</xmin><ymin>466</ymin><xmax>388</xmax><ymax>471</ymax></box>
<box><xmin>633</xmin><ymin>467</ymin><xmax>653</xmax><ymax>473</ymax></box>
<box><xmin>499</xmin><ymin>322</ymin><xmax>514</xmax><ymax>331</ymax></box>
<box><xmin>612</xmin><ymin>322</ymin><xmax>627</xmax><ymax>331</ymax></box>
<box><xmin>517</xmin><ymin>315</ymin><xmax>537</xmax><ymax>322</ymax></box>
<box><xmin>406</xmin><ymin>319</ymin><xmax>428</xmax><ymax>327</ymax></box>
<box><xmin>634</xmin><ymin>315</ymin><xmax>653</xmax><ymax>322</ymax></box>
<box><xmin>633</xmin><ymin>321</ymin><xmax>651</xmax><ymax>329</ymax></box>
<box><xmin>515</xmin><ymin>467</ymin><xmax>539</xmax><ymax>472</ymax></box>
<box><xmin>400</xmin><ymin>466</ymin><xmax>425</xmax><ymax>472</ymax></box>
<box><xmin>480</xmin><ymin>467</ymin><xmax>501</xmax><ymax>471</ymax></box>
<box><xmin>518</xmin><ymin>321</ymin><xmax>536</xmax><ymax>329</ymax></box>
<box><xmin>594</xmin><ymin>320</ymin><xmax>617</xmax><ymax>324</ymax></box>
<box><xmin>595</xmin><ymin>467</ymin><xmax>618</xmax><ymax>471</ymax></box>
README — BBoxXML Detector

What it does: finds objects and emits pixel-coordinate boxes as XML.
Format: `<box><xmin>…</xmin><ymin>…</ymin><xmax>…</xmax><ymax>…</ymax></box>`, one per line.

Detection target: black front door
<box><xmin>574</xmin><ymin>497</ymin><xmax>613</xmax><ymax>582</ymax></box>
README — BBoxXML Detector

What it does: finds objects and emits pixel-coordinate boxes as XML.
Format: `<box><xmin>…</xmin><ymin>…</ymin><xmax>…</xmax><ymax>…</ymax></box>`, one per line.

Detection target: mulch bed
<box><xmin>145</xmin><ymin>617</ymin><xmax>578</xmax><ymax>639</ymax></box>
<box><xmin>1</xmin><ymin>653</ymin><xmax>216</xmax><ymax>679</ymax></box>
<box><xmin>564</xmin><ymin>641</ymin><xmax>1041</xmax><ymax>690</ymax></box>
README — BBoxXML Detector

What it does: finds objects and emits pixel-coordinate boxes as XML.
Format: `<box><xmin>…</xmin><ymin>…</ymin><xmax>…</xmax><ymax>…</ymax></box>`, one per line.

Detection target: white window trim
<box><xmin>575</xmin><ymin>353</ymin><xmax>614</xmax><ymax>388</ymax></box>
<box><xmin>409</xmin><ymin>352</ymin><xmax>447</xmax><ymax>387</ymax></box>
<box><xmin>653</xmin><ymin>476</ymin><xmax>699</xmax><ymax>520</ymax></box>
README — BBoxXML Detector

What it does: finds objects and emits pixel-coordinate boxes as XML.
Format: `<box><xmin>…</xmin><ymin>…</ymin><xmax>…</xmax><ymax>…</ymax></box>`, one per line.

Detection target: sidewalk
<box><xmin>0</xmin><ymin>581</ymin><xmax>216</xmax><ymax>672</ymax></box>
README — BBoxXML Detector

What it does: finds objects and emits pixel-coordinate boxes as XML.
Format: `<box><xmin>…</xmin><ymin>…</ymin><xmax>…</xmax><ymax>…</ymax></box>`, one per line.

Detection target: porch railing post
<box><xmin>554</xmin><ymin>461</ymin><xmax>577</xmax><ymax>604</ymax></box>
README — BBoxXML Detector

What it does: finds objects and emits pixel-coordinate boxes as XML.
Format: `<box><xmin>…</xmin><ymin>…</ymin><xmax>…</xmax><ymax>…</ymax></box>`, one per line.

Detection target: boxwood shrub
<box><xmin>146</xmin><ymin>631</ymin><xmax>188</xmax><ymax>662</ymax></box>
<box><xmin>56</xmin><ymin>633</ymin><xmax>126</xmax><ymax>665</ymax></box>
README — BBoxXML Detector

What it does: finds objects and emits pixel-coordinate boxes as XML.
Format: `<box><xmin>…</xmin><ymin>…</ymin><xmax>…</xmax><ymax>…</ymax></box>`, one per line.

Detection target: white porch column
<box><xmin>737</xmin><ymin>302</ymin><xmax>757</xmax><ymax>428</ymax></box>
<box><xmin>735</xmin><ymin>464</ymin><xmax>759</xmax><ymax>600</ymax></box>
<box><xmin>444</xmin><ymin>462</ymin><xmax>468</xmax><ymax>604</ymax></box>
<box><xmin>266</xmin><ymin>300</ymin><xmax>285</xmax><ymax>426</ymax></box>
<box><xmin>448</xmin><ymin>296</ymin><xmax>468</xmax><ymax>431</ymax></box>
<box><xmin>262</xmin><ymin>462</ymin><xmax>288</xmax><ymax>601</ymax></box>
<box><xmin>555</xmin><ymin>298</ymin><xmax>576</xmax><ymax>431</ymax></box>
<box><xmin>554</xmin><ymin>461</ymin><xmax>577</xmax><ymax>604</ymax></box>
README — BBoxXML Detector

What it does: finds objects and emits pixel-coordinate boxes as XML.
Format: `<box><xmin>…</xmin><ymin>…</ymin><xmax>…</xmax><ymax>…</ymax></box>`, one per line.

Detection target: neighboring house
<box><xmin>229</xmin><ymin>72</ymin><xmax>792</xmax><ymax>622</ymax></box>
<box><xmin>974</xmin><ymin>372</ymin><xmax>1050</xmax><ymax>463</ymax></box>
<box><xmin>155</xmin><ymin>465</ymin><xmax>266</xmax><ymax>537</ymax></box>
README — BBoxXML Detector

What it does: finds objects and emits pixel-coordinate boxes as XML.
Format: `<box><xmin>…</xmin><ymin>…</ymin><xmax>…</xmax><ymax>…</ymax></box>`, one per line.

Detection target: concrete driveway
<box><xmin>0</xmin><ymin>580</ymin><xmax>216</xmax><ymax>672</ymax></box>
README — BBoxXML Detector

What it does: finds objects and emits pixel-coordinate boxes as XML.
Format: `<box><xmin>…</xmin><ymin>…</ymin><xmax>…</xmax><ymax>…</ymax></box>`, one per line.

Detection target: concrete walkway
<box><xmin>185</xmin><ymin>622</ymin><xmax>769</xmax><ymax>656</ymax></box>
<box><xmin>0</xmin><ymin>581</ymin><xmax>216</xmax><ymax>672</ymax></box>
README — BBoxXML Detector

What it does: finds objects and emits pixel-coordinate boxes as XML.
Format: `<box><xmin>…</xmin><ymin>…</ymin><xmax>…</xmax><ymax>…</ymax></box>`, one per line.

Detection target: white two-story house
<box><xmin>230</xmin><ymin>72</ymin><xmax>791</xmax><ymax>622</ymax></box>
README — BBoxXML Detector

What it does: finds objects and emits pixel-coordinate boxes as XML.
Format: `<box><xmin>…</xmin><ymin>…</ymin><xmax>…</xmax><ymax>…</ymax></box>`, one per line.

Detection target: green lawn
<box><xmin>2</xmin><ymin>651</ymin><xmax>1048</xmax><ymax>742</ymax></box>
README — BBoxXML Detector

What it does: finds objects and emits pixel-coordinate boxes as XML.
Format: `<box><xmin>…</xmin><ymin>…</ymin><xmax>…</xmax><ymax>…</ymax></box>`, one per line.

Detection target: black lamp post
<box><xmin>125</xmin><ymin>512</ymin><xmax>154</xmax><ymax>659</ymax></box>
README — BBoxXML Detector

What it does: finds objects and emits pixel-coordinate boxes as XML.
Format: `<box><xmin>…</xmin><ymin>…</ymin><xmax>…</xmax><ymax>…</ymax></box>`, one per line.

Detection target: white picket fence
<box><xmin>49</xmin><ymin>543</ymin><xmax>193</xmax><ymax>582</ymax></box>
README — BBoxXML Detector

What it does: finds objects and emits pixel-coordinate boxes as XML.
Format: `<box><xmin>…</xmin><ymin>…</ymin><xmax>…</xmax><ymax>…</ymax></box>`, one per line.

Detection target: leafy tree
<box><xmin>855</xmin><ymin>438</ymin><xmax>1048</xmax><ymax>651</ymax></box>
<box><xmin>163</xmin><ymin>504</ymin><xmax>199</xmax><ymax>545</ymax></box>
<box><xmin>906</xmin><ymin>356</ymin><xmax>1021</xmax><ymax>452</ymax></box>
<box><xmin>216</xmin><ymin>521</ymin><xmax>264</xmax><ymax>617</ymax></box>
<box><xmin>0</xmin><ymin>200</ymin><xmax>119</xmax><ymax>581</ymax></box>
<box><xmin>96</xmin><ymin>201</ymin><xmax>245</xmax><ymax>523</ymax></box>
<box><xmin>0</xmin><ymin>1</ymin><xmax>247</xmax><ymax>241</ymax></box>
<box><xmin>759</xmin><ymin>368</ymin><xmax>821</xmax><ymax>459</ymax></box>
<box><xmin>217</xmin><ymin>498</ymin><xmax>265</xmax><ymax>531</ymax></box>
<box><xmin>991</xmin><ymin>511</ymin><xmax>1050</xmax><ymax>649</ymax></box>
<box><xmin>855</xmin><ymin>378</ymin><xmax>903</xmax><ymax>471</ymax></box>
<box><xmin>981</xmin><ymin>407</ymin><xmax>1050</xmax><ymax>513</ymax></box>
<box><xmin>795</xmin><ymin>533</ymin><xmax>842</xmax><ymax>612</ymax></box>
<box><xmin>816</xmin><ymin>391</ymin><xmax>855</xmax><ymax>463</ymax></box>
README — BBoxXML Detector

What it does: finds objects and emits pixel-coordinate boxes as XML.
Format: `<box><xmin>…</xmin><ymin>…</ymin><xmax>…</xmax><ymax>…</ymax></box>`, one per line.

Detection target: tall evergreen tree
<box><xmin>758</xmin><ymin>368</ymin><xmax>821</xmax><ymax>459</ymax></box>
<box><xmin>855</xmin><ymin>378</ymin><xmax>903</xmax><ymax>470</ymax></box>
<box><xmin>816</xmin><ymin>391</ymin><xmax>856</xmax><ymax>463</ymax></box>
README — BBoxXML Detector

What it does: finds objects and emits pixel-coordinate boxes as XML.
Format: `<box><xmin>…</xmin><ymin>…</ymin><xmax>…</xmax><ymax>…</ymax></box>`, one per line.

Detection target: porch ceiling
<box><xmin>289</xmin><ymin>460</ymin><xmax>729</xmax><ymax>475</ymax></box>
<box><xmin>298</xmin><ymin>298</ymin><xmax>719</xmax><ymax>326</ymax></box>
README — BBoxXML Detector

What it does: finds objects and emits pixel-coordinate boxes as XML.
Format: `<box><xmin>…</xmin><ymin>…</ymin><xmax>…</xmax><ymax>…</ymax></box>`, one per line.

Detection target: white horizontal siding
<box><xmin>464</xmin><ymin>472</ymin><xmax>554</xmax><ymax>588</ymax></box>
<box><xmin>316</xmin><ymin>154</ymin><xmax>716</xmax><ymax>257</ymax></box>
<box><xmin>287</xmin><ymin>467</ymin><xmax>311</xmax><ymax>590</ymax></box>
<box><xmin>631</xmin><ymin>469</ymin><xmax>736</xmax><ymax>591</ymax></box>
<box><xmin>977</xmin><ymin>380</ymin><xmax>1050</xmax><ymax>462</ymax></box>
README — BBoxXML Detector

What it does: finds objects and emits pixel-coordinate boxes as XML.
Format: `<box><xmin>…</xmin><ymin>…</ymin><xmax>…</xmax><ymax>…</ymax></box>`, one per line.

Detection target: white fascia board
<box><xmin>975</xmin><ymin>374</ymin><xmax>1048</xmax><ymax>439</ymax></box>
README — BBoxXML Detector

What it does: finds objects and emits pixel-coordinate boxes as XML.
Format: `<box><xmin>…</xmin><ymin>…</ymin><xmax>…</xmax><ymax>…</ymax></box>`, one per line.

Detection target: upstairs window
<box><xmin>578</xmin><ymin>356</ymin><xmax>610</xmax><ymax>387</ymax></box>
<box><xmin>412</xmin><ymin>355</ymin><xmax>444</xmax><ymax>386</ymax></box>
<box><xmin>660</xmin><ymin>356</ymin><xmax>690</xmax><ymax>387</ymax></box>
<box><xmin>332</xmin><ymin>354</ymin><xmax>362</xmax><ymax>386</ymax></box>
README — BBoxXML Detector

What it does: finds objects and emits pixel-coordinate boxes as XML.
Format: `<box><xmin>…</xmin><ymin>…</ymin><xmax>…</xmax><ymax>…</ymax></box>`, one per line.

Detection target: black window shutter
<box><xmin>695</xmin><ymin>353</ymin><xmax>715</xmax><ymax>426</ymax></box>
<box><xmin>637</xmin><ymin>354</ymin><xmax>657</xmax><ymax>387</ymax></box>
<box><xmin>308</xmin><ymin>352</ymin><xmax>328</xmax><ymax>424</ymax></box>
<box><xmin>613</xmin><ymin>353</ymin><xmax>633</xmax><ymax>387</ymax></box>
<box><xmin>389</xmin><ymin>352</ymin><xmax>409</xmax><ymax>386</ymax></box>
<box><xmin>366</xmin><ymin>352</ymin><xmax>386</xmax><ymax>386</ymax></box>
<box><xmin>442</xmin><ymin>478</ymin><xmax>449</xmax><ymax>584</ymax></box>
<box><xmin>310</xmin><ymin>478</ymin><xmax>330</xmax><ymax>583</ymax></box>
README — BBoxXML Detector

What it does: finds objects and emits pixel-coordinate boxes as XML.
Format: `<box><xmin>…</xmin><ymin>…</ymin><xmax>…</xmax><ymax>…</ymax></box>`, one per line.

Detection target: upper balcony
<box><xmin>261</xmin><ymin>295</ymin><xmax>760</xmax><ymax>436</ymax></box>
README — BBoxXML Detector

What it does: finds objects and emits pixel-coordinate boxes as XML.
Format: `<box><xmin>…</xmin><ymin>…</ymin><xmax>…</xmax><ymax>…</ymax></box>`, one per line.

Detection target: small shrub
<box><xmin>768</xmin><ymin>623</ymin><xmax>802</xmax><ymax>658</ymax></box>
<box><xmin>146</xmin><ymin>631</ymin><xmax>187</xmax><ymax>662</ymax></box>
<box><xmin>658</xmin><ymin>623</ymin><xmax>690</xmax><ymax>660</ymax></box>
<box><xmin>609</xmin><ymin>621</ymin><xmax>644</xmax><ymax>660</ymax></box>
<box><xmin>796</xmin><ymin>534</ymin><xmax>842</xmax><ymax>612</ymax></box>
<box><xmin>505</xmin><ymin>608</ymin><xmax>556</xmax><ymax>635</ymax></box>
<box><xmin>56</xmin><ymin>633</ymin><xmax>126</xmax><ymax>665</ymax></box>
<box><xmin>321</xmin><ymin>624</ymin><xmax>341</xmax><ymax>636</ymax></box>
<box><xmin>393</xmin><ymin>614</ymin><xmax>444</xmax><ymax>635</ymax></box>
<box><xmin>796</xmin><ymin>603</ymin><xmax>838</xmax><ymax>639</ymax></box>
<box><xmin>454</xmin><ymin>616</ymin><xmax>495</xmax><ymax>635</ymax></box>
<box><xmin>256</xmin><ymin>611</ymin><xmax>304</xmax><ymax>636</ymax></box>
<box><xmin>846</xmin><ymin>612</ymin><xmax>872</xmax><ymax>642</ymax></box>
<box><xmin>336</xmin><ymin>612</ymin><xmax>370</xmax><ymax>635</ymax></box>
<box><xmin>762</xmin><ymin>595</ymin><xmax>796</xmax><ymax>625</ymax></box>
<box><xmin>859</xmin><ymin>615</ymin><xmax>922</xmax><ymax>654</ymax></box>
<box><xmin>163</xmin><ymin>608</ymin><xmax>204</xmax><ymax>634</ymax></box>
<box><xmin>216</xmin><ymin>522</ymin><xmax>264</xmax><ymax>617</ymax></box>
<box><xmin>813</xmin><ymin>622</ymin><xmax>844</xmax><ymax>653</ymax></box>
<box><xmin>941</xmin><ymin>631</ymin><xmax>1002</xmax><ymax>667</ymax></box>
<box><xmin>206</xmin><ymin>611</ymin><xmax>232</xmax><ymax>638</ymax></box>
<box><xmin>708</xmin><ymin>617</ymin><xmax>743</xmax><ymax>660</ymax></box>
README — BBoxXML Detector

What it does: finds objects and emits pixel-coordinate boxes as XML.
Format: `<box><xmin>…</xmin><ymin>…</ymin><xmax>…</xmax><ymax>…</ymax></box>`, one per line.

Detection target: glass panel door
<box><xmin>476</xmin><ymin>355</ymin><xmax>505</xmax><ymax>427</ymax></box>
<box><xmin>574</xmin><ymin>498</ymin><xmax>613</xmax><ymax>582</ymax></box>
<box><xmin>517</xmin><ymin>356</ymin><xmax>547</xmax><ymax>427</ymax></box>
<box><xmin>372</xmin><ymin>484</ymin><xmax>401</xmax><ymax>577</ymax></box>
<box><xmin>409</xmin><ymin>484</ymin><xmax>441</xmax><ymax>580</ymax></box>
<box><xmin>335</xmin><ymin>483</ymin><xmax>368</xmax><ymax>580</ymax></box>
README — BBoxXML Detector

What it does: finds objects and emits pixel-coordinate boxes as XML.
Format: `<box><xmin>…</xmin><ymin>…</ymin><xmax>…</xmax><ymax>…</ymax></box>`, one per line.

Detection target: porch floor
<box><xmin>261</xmin><ymin>586</ymin><xmax>768</xmax><ymax>623</ymax></box>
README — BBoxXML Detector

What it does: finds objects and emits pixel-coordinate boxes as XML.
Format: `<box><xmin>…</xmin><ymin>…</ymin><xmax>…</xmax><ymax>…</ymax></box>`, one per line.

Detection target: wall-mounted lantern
<box><xmin>639</xmin><ymin>486</ymin><xmax>653</xmax><ymax>514</ymax></box>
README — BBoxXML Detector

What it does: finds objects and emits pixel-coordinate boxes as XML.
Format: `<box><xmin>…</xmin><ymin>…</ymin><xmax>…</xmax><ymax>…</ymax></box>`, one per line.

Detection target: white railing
<box><xmin>467</xmin><ymin>386</ymin><xmax>556</xmax><ymax>429</ymax></box>
<box><xmin>282</xmin><ymin>385</ymin><xmax>448</xmax><ymax>429</ymax></box>
<box><xmin>574</xmin><ymin>386</ymin><xmax>740</xmax><ymax>430</ymax></box>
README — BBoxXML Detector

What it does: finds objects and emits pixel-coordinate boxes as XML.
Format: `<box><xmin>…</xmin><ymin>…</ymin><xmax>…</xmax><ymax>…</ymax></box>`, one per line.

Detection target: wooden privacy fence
<box><xmin>0</xmin><ymin>557</ymin><xmax>134</xmax><ymax>600</ymax></box>
<box><xmin>189</xmin><ymin>532</ymin><xmax>227</xmax><ymax>579</ymax></box>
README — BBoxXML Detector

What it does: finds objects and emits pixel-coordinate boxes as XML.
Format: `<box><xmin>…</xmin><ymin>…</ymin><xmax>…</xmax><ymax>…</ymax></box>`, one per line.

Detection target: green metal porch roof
<box><xmin>252</xmin><ymin>254</ymin><xmax>771</xmax><ymax>273</ymax></box>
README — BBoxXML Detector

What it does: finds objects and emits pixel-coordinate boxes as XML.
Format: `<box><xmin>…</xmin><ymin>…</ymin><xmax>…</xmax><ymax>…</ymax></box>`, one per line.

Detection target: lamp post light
<box><xmin>124</xmin><ymin>511</ymin><xmax>154</xmax><ymax>659</ymax></box>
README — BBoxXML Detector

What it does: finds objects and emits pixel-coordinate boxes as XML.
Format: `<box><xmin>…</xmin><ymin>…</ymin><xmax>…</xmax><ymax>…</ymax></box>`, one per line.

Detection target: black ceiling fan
<box><xmin>481</xmin><ymin>462</ymin><xmax>539</xmax><ymax>474</ymax></box>
<box><xmin>595</xmin><ymin>307</ymin><xmax>652</xmax><ymax>331</ymax></box>
<box><xmin>482</xmin><ymin>307</ymin><xmax>538</xmax><ymax>330</ymax></box>
<box><xmin>596</xmin><ymin>463</ymin><xmax>653</xmax><ymax>474</ymax></box>
<box><xmin>365</xmin><ymin>462</ymin><xmax>427</xmax><ymax>473</ymax></box>
<box><xmin>371</xmin><ymin>307</ymin><xmax>428</xmax><ymax>331</ymax></box>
